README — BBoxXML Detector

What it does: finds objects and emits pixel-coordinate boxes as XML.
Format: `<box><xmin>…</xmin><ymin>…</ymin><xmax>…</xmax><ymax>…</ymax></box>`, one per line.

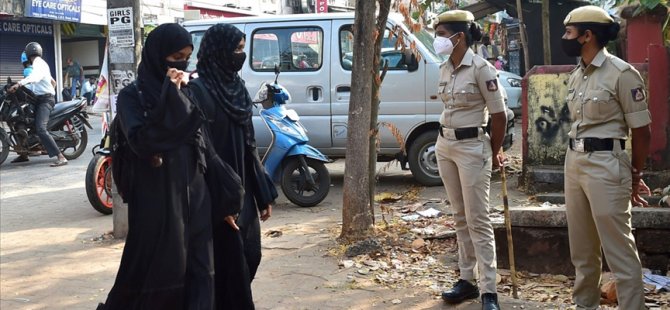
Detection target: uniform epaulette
<box><xmin>609</xmin><ymin>56</ymin><xmax>632</xmax><ymax>72</ymax></box>
<box><xmin>472</xmin><ymin>56</ymin><xmax>489</xmax><ymax>69</ymax></box>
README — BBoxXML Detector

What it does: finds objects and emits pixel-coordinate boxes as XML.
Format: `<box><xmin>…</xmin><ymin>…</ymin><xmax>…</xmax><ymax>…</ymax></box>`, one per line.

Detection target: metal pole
<box><xmin>500</xmin><ymin>150</ymin><xmax>518</xmax><ymax>299</ymax></box>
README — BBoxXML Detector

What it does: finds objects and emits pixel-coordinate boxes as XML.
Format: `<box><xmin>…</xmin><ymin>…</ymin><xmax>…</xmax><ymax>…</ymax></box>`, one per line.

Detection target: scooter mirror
<box><xmin>274</xmin><ymin>65</ymin><xmax>280</xmax><ymax>84</ymax></box>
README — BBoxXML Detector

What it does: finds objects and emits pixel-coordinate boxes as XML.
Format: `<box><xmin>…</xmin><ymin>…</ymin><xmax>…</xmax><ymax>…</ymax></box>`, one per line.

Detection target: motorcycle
<box><xmin>85</xmin><ymin>112</ymin><xmax>113</xmax><ymax>215</ymax></box>
<box><xmin>0</xmin><ymin>77</ymin><xmax>91</xmax><ymax>165</ymax></box>
<box><xmin>254</xmin><ymin>67</ymin><xmax>331</xmax><ymax>207</ymax></box>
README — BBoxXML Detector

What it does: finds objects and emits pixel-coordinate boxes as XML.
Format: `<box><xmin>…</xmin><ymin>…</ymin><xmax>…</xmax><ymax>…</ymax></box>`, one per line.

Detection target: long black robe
<box><xmin>190</xmin><ymin>78</ymin><xmax>277</xmax><ymax>310</ymax></box>
<box><xmin>100</xmin><ymin>78</ymin><xmax>243</xmax><ymax>310</ymax></box>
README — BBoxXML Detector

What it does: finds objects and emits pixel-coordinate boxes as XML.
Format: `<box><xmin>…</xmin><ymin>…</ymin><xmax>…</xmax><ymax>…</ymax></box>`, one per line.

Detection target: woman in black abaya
<box><xmin>98</xmin><ymin>23</ymin><xmax>242</xmax><ymax>310</ymax></box>
<box><xmin>189</xmin><ymin>23</ymin><xmax>278</xmax><ymax>310</ymax></box>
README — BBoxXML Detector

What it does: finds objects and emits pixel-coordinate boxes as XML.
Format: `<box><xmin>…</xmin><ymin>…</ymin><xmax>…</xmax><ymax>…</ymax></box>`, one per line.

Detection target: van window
<box><xmin>251</xmin><ymin>27</ymin><xmax>323</xmax><ymax>72</ymax></box>
<box><xmin>339</xmin><ymin>26</ymin><xmax>408</xmax><ymax>71</ymax></box>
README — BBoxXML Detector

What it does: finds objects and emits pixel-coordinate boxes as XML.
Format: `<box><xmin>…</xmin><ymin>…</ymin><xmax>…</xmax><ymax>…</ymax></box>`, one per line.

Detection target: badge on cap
<box><xmin>486</xmin><ymin>79</ymin><xmax>498</xmax><ymax>92</ymax></box>
<box><xmin>631</xmin><ymin>87</ymin><xmax>645</xmax><ymax>102</ymax></box>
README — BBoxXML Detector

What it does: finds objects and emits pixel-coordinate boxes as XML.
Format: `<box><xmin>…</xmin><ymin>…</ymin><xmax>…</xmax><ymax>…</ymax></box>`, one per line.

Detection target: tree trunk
<box><xmin>108</xmin><ymin>0</ymin><xmax>142</xmax><ymax>239</ymax></box>
<box><xmin>368</xmin><ymin>0</ymin><xmax>392</xmax><ymax>223</ymax></box>
<box><xmin>516</xmin><ymin>0</ymin><xmax>531</xmax><ymax>74</ymax></box>
<box><xmin>340</xmin><ymin>0</ymin><xmax>377</xmax><ymax>242</ymax></box>
<box><xmin>542</xmin><ymin>0</ymin><xmax>551</xmax><ymax>65</ymax></box>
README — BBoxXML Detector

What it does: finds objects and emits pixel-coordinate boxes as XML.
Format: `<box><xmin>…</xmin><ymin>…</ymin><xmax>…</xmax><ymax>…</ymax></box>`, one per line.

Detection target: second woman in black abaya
<box><xmin>189</xmin><ymin>23</ymin><xmax>277</xmax><ymax>310</ymax></box>
<box><xmin>98</xmin><ymin>23</ymin><xmax>242</xmax><ymax>310</ymax></box>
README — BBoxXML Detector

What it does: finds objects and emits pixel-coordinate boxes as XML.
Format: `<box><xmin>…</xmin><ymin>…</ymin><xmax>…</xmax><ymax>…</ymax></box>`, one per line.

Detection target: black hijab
<box><xmin>196</xmin><ymin>23</ymin><xmax>253</xmax><ymax>126</ymax></box>
<box><xmin>137</xmin><ymin>23</ymin><xmax>193</xmax><ymax>108</ymax></box>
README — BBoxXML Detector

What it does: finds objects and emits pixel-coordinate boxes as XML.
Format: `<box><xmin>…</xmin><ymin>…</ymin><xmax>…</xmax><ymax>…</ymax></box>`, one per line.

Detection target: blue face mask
<box><xmin>23</xmin><ymin>66</ymin><xmax>33</xmax><ymax>78</ymax></box>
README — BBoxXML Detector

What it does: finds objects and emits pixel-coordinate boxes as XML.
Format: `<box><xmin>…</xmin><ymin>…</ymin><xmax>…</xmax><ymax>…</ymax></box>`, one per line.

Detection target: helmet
<box><xmin>21</xmin><ymin>52</ymin><xmax>29</xmax><ymax>65</ymax></box>
<box><xmin>24</xmin><ymin>42</ymin><xmax>43</xmax><ymax>58</ymax></box>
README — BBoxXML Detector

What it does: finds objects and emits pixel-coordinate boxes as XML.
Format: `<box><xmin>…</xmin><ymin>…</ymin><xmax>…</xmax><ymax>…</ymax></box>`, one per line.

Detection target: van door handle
<box><xmin>337</xmin><ymin>86</ymin><xmax>350</xmax><ymax>92</ymax></box>
<box><xmin>311</xmin><ymin>87</ymin><xmax>320</xmax><ymax>101</ymax></box>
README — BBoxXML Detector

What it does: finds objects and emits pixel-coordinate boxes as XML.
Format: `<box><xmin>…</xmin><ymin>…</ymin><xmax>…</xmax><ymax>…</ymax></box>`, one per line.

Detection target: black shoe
<box><xmin>442</xmin><ymin>279</ymin><xmax>480</xmax><ymax>304</ymax></box>
<box><xmin>481</xmin><ymin>293</ymin><xmax>500</xmax><ymax>310</ymax></box>
<box><xmin>11</xmin><ymin>155</ymin><xmax>29</xmax><ymax>163</ymax></box>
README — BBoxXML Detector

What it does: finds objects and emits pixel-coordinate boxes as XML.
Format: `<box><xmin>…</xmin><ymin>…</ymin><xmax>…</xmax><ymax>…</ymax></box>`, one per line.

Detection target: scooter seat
<box><xmin>52</xmin><ymin>99</ymin><xmax>85</xmax><ymax>117</ymax></box>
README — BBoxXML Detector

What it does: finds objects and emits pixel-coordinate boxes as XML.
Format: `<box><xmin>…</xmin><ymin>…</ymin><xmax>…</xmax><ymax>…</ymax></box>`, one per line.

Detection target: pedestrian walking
<box><xmin>97</xmin><ymin>23</ymin><xmax>243</xmax><ymax>310</ymax></box>
<box><xmin>8</xmin><ymin>43</ymin><xmax>68</xmax><ymax>166</ymax></box>
<box><xmin>64</xmin><ymin>56</ymin><xmax>83</xmax><ymax>98</ymax></box>
<box><xmin>431</xmin><ymin>10</ymin><xmax>507</xmax><ymax>310</ymax></box>
<box><xmin>189</xmin><ymin>23</ymin><xmax>278</xmax><ymax>310</ymax></box>
<box><xmin>561</xmin><ymin>6</ymin><xmax>651</xmax><ymax>310</ymax></box>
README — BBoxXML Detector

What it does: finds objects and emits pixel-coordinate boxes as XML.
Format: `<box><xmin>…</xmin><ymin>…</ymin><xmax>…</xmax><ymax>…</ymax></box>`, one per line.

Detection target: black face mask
<box><xmin>229</xmin><ymin>52</ymin><xmax>246</xmax><ymax>72</ymax></box>
<box><xmin>561</xmin><ymin>37</ymin><xmax>584</xmax><ymax>57</ymax></box>
<box><xmin>166</xmin><ymin>60</ymin><xmax>189</xmax><ymax>71</ymax></box>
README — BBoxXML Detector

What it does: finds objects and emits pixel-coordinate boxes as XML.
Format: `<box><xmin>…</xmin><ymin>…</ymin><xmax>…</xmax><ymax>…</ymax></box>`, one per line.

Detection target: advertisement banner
<box><xmin>25</xmin><ymin>0</ymin><xmax>82</xmax><ymax>23</ymax></box>
<box><xmin>92</xmin><ymin>44</ymin><xmax>110</xmax><ymax>115</ymax></box>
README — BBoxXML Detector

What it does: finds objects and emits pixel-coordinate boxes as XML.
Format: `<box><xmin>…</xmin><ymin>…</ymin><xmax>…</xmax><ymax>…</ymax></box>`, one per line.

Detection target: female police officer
<box><xmin>432</xmin><ymin>10</ymin><xmax>507</xmax><ymax>310</ymax></box>
<box><xmin>561</xmin><ymin>6</ymin><xmax>651</xmax><ymax>310</ymax></box>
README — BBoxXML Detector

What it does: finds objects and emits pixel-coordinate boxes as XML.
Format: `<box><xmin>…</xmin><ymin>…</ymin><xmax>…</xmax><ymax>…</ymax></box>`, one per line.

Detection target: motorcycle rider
<box><xmin>8</xmin><ymin>42</ymin><xmax>68</xmax><ymax>167</ymax></box>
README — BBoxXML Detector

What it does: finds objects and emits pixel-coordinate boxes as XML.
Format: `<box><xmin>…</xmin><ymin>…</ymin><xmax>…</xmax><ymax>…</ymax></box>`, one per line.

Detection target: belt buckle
<box><xmin>573</xmin><ymin>139</ymin><xmax>585</xmax><ymax>152</ymax></box>
<box><xmin>442</xmin><ymin>128</ymin><xmax>457</xmax><ymax>140</ymax></box>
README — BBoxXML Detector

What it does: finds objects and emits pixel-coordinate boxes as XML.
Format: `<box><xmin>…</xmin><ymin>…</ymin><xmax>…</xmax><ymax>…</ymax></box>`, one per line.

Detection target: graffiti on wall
<box><xmin>526</xmin><ymin>73</ymin><xmax>572</xmax><ymax>166</ymax></box>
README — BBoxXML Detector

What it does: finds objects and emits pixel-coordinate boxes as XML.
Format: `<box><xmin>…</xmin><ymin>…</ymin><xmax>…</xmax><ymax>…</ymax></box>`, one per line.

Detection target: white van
<box><xmin>183</xmin><ymin>13</ymin><xmax>515</xmax><ymax>186</ymax></box>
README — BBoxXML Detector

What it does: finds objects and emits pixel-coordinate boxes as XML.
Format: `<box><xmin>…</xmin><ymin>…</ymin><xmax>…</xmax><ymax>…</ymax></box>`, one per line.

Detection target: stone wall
<box><xmin>494</xmin><ymin>207</ymin><xmax>670</xmax><ymax>276</ymax></box>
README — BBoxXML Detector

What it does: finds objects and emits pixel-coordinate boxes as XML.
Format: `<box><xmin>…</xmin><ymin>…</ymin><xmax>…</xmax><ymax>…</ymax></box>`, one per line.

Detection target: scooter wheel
<box><xmin>281</xmin><ymin>156</ymin><xmax>330</xmax><ymax>207</ymax></box>
<box><xmin>85</xmin><ymin>154</ymin><xmax>113</xmax><ymax>215</ymax></box>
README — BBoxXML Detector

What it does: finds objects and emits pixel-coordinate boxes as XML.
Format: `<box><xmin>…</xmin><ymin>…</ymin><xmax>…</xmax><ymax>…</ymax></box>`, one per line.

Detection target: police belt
<box><xmin>569</xmin><ymin>138</ymin><xmax>625</xmax><ymax>152</ymax></box>
<box><xmin>439</xmin><ymin>126</ymin><xmax>484</xmax><ymax>140</ymax></box>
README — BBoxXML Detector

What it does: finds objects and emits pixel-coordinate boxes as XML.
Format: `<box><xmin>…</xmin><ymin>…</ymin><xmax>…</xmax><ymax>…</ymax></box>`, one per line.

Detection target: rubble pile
<box><xmin>331</xmin><ymin>190</ymin><xmax>670</xmax><ymax>308</ymax></box>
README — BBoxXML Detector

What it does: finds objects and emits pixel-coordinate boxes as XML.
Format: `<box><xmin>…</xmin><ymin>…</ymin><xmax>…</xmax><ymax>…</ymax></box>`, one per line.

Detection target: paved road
<box><xmin>1</xmin><ymin>115</ymin><xmax>539</xmax><ymax>309</ymax></box>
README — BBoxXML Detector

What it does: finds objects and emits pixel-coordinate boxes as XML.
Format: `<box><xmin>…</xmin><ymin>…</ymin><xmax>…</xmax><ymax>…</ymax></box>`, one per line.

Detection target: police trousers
<box><xmin>564</xmin><ymin>147</ymin><xmax>645</xmax><ymax>310</ymax></box>
<box><xmin>436</xmin><ymin>131</ymin><xmax>497</xmax><ymax>294</ymax></box>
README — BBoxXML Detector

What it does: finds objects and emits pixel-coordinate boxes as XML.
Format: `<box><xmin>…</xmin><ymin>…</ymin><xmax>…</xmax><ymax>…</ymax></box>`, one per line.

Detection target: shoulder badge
<box><xmin>631</xmin><ymin>87</ymin><xmax>645</xmax><ymax>102</ymax></box>
<box><xmin>486</xmin><ymin>79</ymin><xmax>498</xmax><ymax>92</ymax></box>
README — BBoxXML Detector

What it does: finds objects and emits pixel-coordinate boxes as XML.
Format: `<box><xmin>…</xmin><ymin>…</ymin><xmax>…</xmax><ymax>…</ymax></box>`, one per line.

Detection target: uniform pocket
<box><xmin>583</xmin><ymin>90</ymin><xmax>613</xmax><ymax>121</ymax></box>
<box><xmin>614</xmin><ymin>151</ymin><xmax>633</xmax><ymax>188</ymax></box>
<box><xmin>453</xmin><ymin>83</ymin><xmax>479</xmax><ymax>106</ymax></box>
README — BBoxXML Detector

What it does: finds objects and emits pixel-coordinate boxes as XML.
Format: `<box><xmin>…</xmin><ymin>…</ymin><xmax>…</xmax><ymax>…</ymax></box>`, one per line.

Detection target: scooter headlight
<box><xmin>268</xmin><ymin>117</ymin><xmax>299</xmax><ymax>136</ymax></box>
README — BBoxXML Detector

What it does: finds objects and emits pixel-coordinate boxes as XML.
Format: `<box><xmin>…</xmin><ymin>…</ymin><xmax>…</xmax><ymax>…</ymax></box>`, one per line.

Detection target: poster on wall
<box><xmin>25</xmin><ymin>0</ymin><xmax>82</xmax><ymax>23</ymax></box>
<box><xmin>107</xmin><ymin>7</ymin><xmax>134</xmax><ymax>48</ymax></box>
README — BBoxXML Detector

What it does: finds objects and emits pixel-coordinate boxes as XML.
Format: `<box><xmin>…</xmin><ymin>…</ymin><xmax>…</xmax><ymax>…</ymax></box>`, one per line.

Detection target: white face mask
<box><xmin>433</xmin><ymin>33</ymin><xmax>459</xmax><ymax>55</ymax></box>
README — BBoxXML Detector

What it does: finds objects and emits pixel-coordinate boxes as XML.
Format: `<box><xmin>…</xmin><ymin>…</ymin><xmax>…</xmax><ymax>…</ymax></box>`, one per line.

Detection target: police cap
<box><xmin>564</xmin><ymin>5</ymin><xmax>614</xmax><ymax>25</ymax></box>
<box><xmin>432</xmin><ymin>10</ymin><xmax>475</xmax><ymax>28</ymax></box>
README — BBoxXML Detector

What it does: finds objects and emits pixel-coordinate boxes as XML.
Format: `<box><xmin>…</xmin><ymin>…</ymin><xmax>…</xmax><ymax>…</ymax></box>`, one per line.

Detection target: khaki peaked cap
<box><xmin>432</xmin><ymin>10</ymin><xmax>474</xmax><ymax>28</ymax></box>
<box><xmin>564</xmin><ymin>5</ymin><xmax>614</xmax><ymax>25</ymax></box>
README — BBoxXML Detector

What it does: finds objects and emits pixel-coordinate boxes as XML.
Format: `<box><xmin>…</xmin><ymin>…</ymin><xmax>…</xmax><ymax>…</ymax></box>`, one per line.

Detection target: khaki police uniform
<box><xmin>435</xmin><ymin>47</ymin><xmax>506</xmax><ymax>294</ymax></box>
<box><xmin>563</xmin><ymin>6</ymin><xmax>651</xmax><ymax>310</ymax></box>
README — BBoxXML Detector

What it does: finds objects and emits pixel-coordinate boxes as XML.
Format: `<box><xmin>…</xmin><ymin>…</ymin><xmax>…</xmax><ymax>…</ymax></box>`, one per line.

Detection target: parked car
<box><xmin>183</xmin><ymin>13</ymin><xmax>515</xmax><ymax>186</ymax></box>
<box><xmin>498</xmin><ymin>70</ymin><xmax>522</xmax><ymax>114</ymax></box>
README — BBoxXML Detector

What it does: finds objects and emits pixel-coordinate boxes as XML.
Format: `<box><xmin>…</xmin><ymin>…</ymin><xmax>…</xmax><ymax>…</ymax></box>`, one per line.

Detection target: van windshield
<box><xmin>411</xmin><ymin>27</ymin><xmax>448</xmax><ymax>63</ymax></box>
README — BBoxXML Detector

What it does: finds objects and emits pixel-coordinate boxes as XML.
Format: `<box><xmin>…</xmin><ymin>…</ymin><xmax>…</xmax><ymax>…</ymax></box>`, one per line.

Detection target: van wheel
<box><xmin>408</xmin><ymin>131</ymin><xmax>442</xmax><ymax>186</ymax></box>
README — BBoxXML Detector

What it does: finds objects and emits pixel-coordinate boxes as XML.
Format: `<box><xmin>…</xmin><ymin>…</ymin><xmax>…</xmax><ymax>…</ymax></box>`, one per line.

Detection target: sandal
<box><xmin>50</xmin><ymin>158</ymin><xmax>68</xmax><ymax>167</ymax></box>
<box><xmin>11</xmin><ymin>156</ymin><xmax>29</xmax><ymax>163</ymax></box>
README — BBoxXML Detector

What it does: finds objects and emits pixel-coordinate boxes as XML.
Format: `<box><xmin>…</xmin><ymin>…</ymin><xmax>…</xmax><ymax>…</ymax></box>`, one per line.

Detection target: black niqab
<box><xmin>196</xmin><ymin>24</ymin><xmax>254</xmax><ymax>130</ymax></box>
<box><xmin>137</xmin><ymin>23</ymin><xmax>193</xmax><ymax>108</ymax></box>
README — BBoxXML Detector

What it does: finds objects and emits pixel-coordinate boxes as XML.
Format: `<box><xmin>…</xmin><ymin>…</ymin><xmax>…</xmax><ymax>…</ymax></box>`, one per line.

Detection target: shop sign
<box><xmin>25</xmin><ymin>0</ymin><xmax>82</xmax><ymax>23</ymax></box>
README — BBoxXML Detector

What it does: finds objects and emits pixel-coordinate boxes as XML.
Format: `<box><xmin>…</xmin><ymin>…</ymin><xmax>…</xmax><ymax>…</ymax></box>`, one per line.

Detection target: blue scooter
<box><xmin>254</xmin><ymin>67</ymin><xmax>330</xmax><ymax>207</ymax></box>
